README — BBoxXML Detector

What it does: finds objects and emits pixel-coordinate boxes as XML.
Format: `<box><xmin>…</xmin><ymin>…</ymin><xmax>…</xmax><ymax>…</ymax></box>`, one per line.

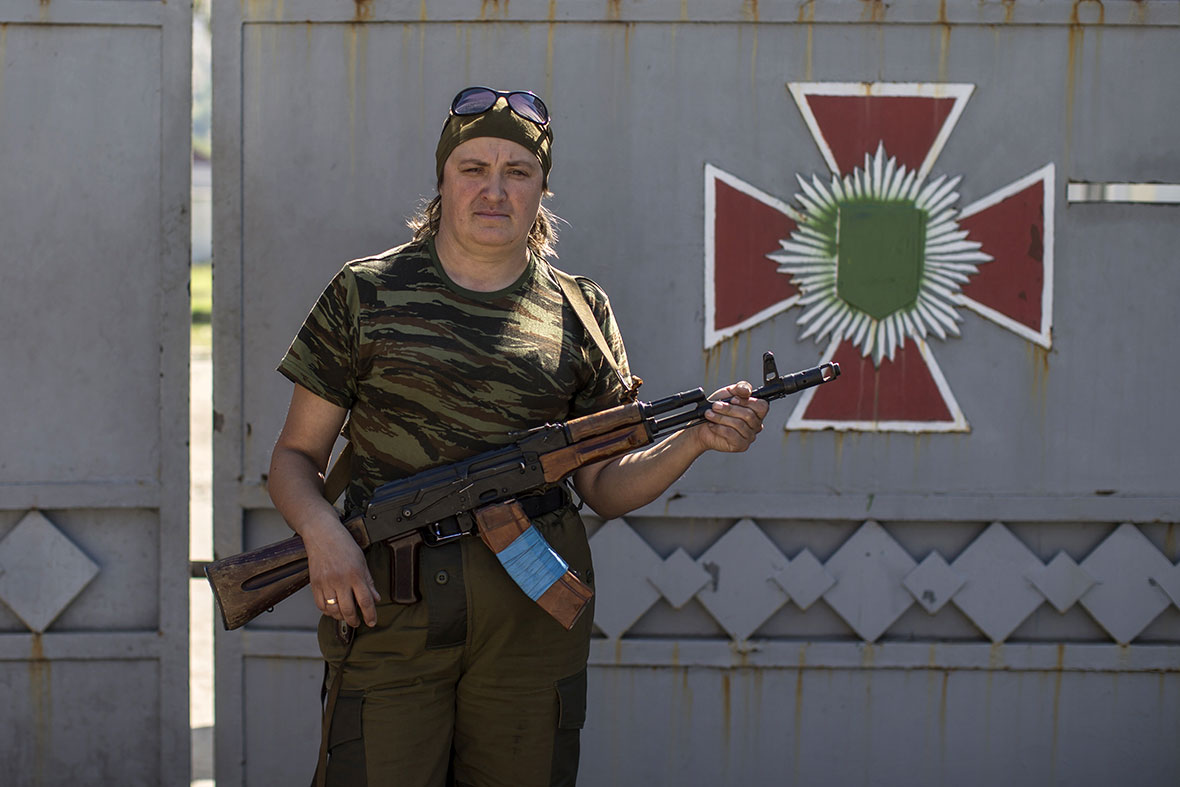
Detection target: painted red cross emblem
<box><xmin>706</xmin><ymin>83</ymin><xmax>1054</xmax><ymax>432</ymax></box>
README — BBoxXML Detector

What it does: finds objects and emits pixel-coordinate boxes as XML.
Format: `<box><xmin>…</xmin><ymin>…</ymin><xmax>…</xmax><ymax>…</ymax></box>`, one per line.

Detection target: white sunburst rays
<box><xmin>769</xmin><ymin>144</ymin><xmax>992</xmax><ymax>365</ymax></box>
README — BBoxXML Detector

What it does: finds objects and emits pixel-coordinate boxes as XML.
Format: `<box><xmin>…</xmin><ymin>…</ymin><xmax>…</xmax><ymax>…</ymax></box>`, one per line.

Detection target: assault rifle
<box><xmin>205</xmin><ymin>352</ymin><xmax>839</xmax><ymax>630</ymax></box>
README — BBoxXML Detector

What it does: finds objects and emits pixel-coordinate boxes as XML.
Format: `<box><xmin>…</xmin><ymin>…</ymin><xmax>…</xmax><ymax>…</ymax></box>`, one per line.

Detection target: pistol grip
<box><xmin>388</xmin><ymin>531</ymin><xmax>423</xmax><ymax>604</ymax></box>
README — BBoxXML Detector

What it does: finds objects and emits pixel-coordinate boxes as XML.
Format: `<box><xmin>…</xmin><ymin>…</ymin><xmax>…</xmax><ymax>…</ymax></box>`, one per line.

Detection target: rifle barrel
<box><xmin>649</xmin><ymin>361</ymin><xmax>839</xmax><ymax>436</ymax></box>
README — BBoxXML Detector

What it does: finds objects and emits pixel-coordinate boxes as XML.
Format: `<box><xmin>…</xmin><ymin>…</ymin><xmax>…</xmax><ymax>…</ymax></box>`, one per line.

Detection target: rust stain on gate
<box><xmin>0</xmin><ymin>24</ymin><xmax>6</xmax><ymax>108</ymax></box>
<box><xmin>935</xmin><ymin>9</ymin><xmax>951</xmax><ymax>82</ymax></box>
<box><xmin>346</xmin><ymin>21</ymin><xmax>370</xmax><ymax>180</ymax></box>
<box><xmin>858</xmin><ymin>0</ymin><xmax>887</xmax><ymax>23</ymax></box>
<box><xmin>720</xmin><ymin>671</ymin><xmax>732</xmax><ymax>751</ymax></box>
<box><xmin>793</xmin><ymin>645</ymin><xmax>808</xmax><ymax>782</ymax></box>
<box><xmin>1066</xmin><ymin>1</ymin><xmax>1108</xmax><ymax>177</ymax></box>
<box><xmin>545</xmin><ymin>3</ymin><xmax>557</xmax><ymax>98</ymax></box>
<box><xmin>343</xmin><ymin>0</ymin><xmax>378</xmax><ymax>183</ymax></box>
<box><xmin>798</xmin><ymin>1</ymin><xmax>815</xmax><ymax>80</ymax></box>
<box><xmin>1049</xmin><ymin>644</ymin><xmax>1066</xmax><ymax>780</ymax></box>
<box><xmin>29</xmin><ymin>634</ymin><xmax>52</xmax><ymax>784</ymax></box>
<box><xmin>479</xmin><ymin>0</ymin><xmax>508</xmax><ymax>20</ymax></box>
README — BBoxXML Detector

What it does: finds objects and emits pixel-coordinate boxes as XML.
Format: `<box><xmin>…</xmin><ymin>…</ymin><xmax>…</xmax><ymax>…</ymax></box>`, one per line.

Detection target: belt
<box><xmin>520</xmin><ymin>485</ymin><xmax>571</xmax><ymax>518</ymax></box>
<box><xmin>422</xmin><ymin>486</ymin><xmax>569</xmax><ymax>546</ymax></box>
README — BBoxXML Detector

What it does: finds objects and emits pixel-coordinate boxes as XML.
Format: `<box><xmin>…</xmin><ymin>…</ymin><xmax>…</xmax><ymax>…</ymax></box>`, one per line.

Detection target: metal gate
<box><xmin>0</xmin><ymin>0</ymin><xmax>192</xmax><ymax>784</ymax></box>
<box><xmin>211</xmin><ymin>2</ymin><xmax>1180</xmax><ymax>785</ymax></box>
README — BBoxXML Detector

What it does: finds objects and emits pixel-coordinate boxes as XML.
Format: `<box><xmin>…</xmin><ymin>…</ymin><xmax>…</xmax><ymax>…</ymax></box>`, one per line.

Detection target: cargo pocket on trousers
<box><xmin>549</xmin><ymin>668</ymin><xmax>587</xmax><ymax>787</ymax></box>
<box><xmin>325</xmin><ymin>691</ymin><xmax>366</xmax><ymax>786</ymax></box>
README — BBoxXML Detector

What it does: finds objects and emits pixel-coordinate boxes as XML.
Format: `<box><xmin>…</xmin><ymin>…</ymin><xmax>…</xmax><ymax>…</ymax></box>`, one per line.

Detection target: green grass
<box><xmin>191</xmin><ymin>261</ymin><xmax>212</xmax><ymax>352</ymax></box>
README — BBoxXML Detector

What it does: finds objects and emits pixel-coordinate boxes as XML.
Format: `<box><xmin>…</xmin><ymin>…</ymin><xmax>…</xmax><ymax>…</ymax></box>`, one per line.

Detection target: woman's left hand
<box><xmin>695</xmin><ymin>381</ymin><xmax>770</xmax><ymax>453</ymax></box>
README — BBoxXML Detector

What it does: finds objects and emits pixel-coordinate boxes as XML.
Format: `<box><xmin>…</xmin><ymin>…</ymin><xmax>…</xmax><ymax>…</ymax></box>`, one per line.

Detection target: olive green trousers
<box><xmin>316</xmin><ymin>507</ymin><xmax>594</xmax><ymax>787</ymax></box>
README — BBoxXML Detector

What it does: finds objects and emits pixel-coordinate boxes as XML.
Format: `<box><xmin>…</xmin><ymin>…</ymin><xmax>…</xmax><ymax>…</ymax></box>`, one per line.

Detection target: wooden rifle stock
<box><xmin>205</xmin><ymin>515</ymin><xmax>370</xmax><ymax>630</ymax></box>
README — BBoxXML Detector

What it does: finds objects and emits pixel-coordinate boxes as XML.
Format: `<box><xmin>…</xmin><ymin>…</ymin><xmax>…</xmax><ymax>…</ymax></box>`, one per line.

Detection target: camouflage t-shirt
<box><xmin>277</xmin><ymin>239</ymin><xmax>633</xmax><ymax>513</ymax></box>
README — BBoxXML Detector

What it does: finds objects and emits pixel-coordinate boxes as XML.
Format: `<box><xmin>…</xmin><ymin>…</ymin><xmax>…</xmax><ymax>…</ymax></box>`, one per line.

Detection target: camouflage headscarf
<box><xmin>435</xmin><ymin>95</ymin><xmax>553</xmax><ymax>185</ymax></box>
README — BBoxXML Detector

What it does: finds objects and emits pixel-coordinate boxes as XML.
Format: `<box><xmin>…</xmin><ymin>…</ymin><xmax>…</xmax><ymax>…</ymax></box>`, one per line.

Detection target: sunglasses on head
<box><xmin>449</xmin><ymin>87</ymin><xmax>550</xmax><ymax>127</ymax></box>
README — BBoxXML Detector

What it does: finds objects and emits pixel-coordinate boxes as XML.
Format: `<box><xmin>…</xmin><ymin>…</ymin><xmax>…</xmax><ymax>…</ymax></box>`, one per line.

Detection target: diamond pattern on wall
<box><xmin>695</xmin><ymin>519</ymin><xmax>789</xmax><ymax>641</ymax></box>
<box><xmin>0</xmin><ymin>510</ymin><xmax>100</xmax><ymax>633</ymax></box>
<box><xmin>1153</xmin><ymin>562</ymin><xmax>1180</xmax><ymax>608</ymax></box>
<box><xmin>904</xmin><ymin>551</ymin><xmax>966</xmax><ymax>613</ymax></box>
<box><xmin>1079</xmin><ymin>523</ymin><xmax>1174</xmax><ymax>644</ymax></box>
<box><xmin>772</xmin><ymin>548</ymin><xmax>835</xmax><ymax>610</ymax></box>
<box><xmin>822</xmin><ymin>521</ymin><xmax>916</xmax><ymax>641</ymax></box>
<box><xmin>1026</xmin><ymin>551</ymin><xmax>1096</xmax><ymax>614</ymax></box>
<box><xmin>649</xmin><ymin>547</ymin><xmax>711</xmax><ymax>609</ymax></box>
<box><xmin>588</xmin><ymin>517</ymin><xmax>1177</xmax><ymax>644</ymax></box>
<box><xmin>588</xmin><ymin>519</ymin><xmax>663</xmax><ymax>638</ymax></box>
<box><xmin>951</xmin><ymin>522</ymin><xmax>1044</xmax><ymax>642</ymax></box>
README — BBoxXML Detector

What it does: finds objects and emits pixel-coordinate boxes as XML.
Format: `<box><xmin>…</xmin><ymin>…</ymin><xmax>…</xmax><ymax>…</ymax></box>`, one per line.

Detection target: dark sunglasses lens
<box><xmin>508</xmin><ymin>93</ymin><xmax>548</xmax><ymax>124</ymax></box>
<box><xmin>452</xmin><ymin>88</ymin><xmax>497</xmax><ymax>116</ymax></box>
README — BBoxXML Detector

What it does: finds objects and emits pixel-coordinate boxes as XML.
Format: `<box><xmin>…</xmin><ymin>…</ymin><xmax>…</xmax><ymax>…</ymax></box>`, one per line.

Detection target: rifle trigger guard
<box><xmin>425</xmin><ymin>522</ymin><xmax>464</xmax><ymax>545</ymax></box>
<box><xmin>423</xmin><ymin>512</ymin><xmax>475</xmax><ymax>546</ymax></box>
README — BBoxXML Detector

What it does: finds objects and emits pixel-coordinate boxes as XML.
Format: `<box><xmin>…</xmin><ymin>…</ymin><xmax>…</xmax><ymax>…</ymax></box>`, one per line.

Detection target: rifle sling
<box><xmin>313</xmin><ymin>621</ymin><xmax>355</xmax><ymax>787</ymax></box>
<box><xmin>548</xmin><ymin>264</ymin><xmax>640</xmax><ymax>400</ymax></box>
<box><xmin>322</xmin><ymin>440</ymin><xmax>352</xmax><ymax>506</ymax></box>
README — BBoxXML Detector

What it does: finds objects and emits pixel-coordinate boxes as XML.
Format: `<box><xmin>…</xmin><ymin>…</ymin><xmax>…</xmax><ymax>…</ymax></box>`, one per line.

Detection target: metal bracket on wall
<box><xmin>1067</xmin><ymin>181</ymin><xmax>1180</xmax><ymax>204</ymax></box>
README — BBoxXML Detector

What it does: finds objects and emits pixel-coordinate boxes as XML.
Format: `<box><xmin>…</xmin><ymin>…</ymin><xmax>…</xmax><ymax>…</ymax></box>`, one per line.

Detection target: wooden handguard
<box><xmin>563</xmin><ymin>401</ymin><xmax>643</xmax><ymax>442</ymax></box>
<box><xmin>539</xmin><ymin>422</ymin><xmax>651</xmax><ymax>483</ymax></box>
<box><xmin>475</xmin><ymin>501</ymin><xmax>593</xmax><ymax>630</ymax></box>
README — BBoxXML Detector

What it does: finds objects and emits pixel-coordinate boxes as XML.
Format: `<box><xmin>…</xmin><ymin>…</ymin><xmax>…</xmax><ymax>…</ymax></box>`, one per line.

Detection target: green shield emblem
<box><xmin>836</xmin><ymin>202</ymin><xmax>926</xmax><ymax>320</ymax></box>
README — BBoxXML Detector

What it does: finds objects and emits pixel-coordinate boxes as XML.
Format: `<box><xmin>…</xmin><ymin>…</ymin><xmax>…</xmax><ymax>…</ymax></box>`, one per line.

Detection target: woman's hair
<box><xmin>407</xmin><ymin>194</ymin><xmax>562</xmax><ymax>259</ymax></box>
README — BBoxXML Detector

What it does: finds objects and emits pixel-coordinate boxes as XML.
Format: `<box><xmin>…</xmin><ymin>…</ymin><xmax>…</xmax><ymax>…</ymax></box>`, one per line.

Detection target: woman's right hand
<box><xmin>302</xmin><ymin>514</ymin><xmax>381</xmax><ymax>628</ymax></box>
<box><xmin>269</xmin><ymin>384</ymin><xmax>380</xmax><ymax>628</ymax></box>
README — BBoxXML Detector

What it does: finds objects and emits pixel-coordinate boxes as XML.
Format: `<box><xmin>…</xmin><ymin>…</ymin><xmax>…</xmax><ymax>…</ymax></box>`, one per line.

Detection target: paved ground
<box><xmin>191</xmin><ymin>351</ymin><xmax>215</xmax><ymax>786</ymax></box>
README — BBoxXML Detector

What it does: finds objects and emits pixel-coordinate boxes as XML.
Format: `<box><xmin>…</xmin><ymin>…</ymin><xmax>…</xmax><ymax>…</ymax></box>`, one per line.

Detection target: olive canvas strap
<box><xmin>312</xmin><ymin>621</ymin><xmax>355</xmax><ymax>787</ymax></box>
<box><xmin>322</xmin><ymin>437</ymin><xmax>352</xmax><ymax>506</ymax></box>
<box><xmin>313</xmin><ymin>435</ymin><xmax>354</xmax><ymax>787</ymax></box>
<box><xmin>548</xmin><ymin>265</ymin><xmax>642</xmax><ymax>400</ymax></box>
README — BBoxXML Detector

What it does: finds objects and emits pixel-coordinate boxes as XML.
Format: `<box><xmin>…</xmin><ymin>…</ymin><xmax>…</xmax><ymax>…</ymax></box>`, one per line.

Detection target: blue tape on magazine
<box><xmin>495</xmin><ymin>524</ymin><xmax>569</xmax><ymax>601</ymax></box>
